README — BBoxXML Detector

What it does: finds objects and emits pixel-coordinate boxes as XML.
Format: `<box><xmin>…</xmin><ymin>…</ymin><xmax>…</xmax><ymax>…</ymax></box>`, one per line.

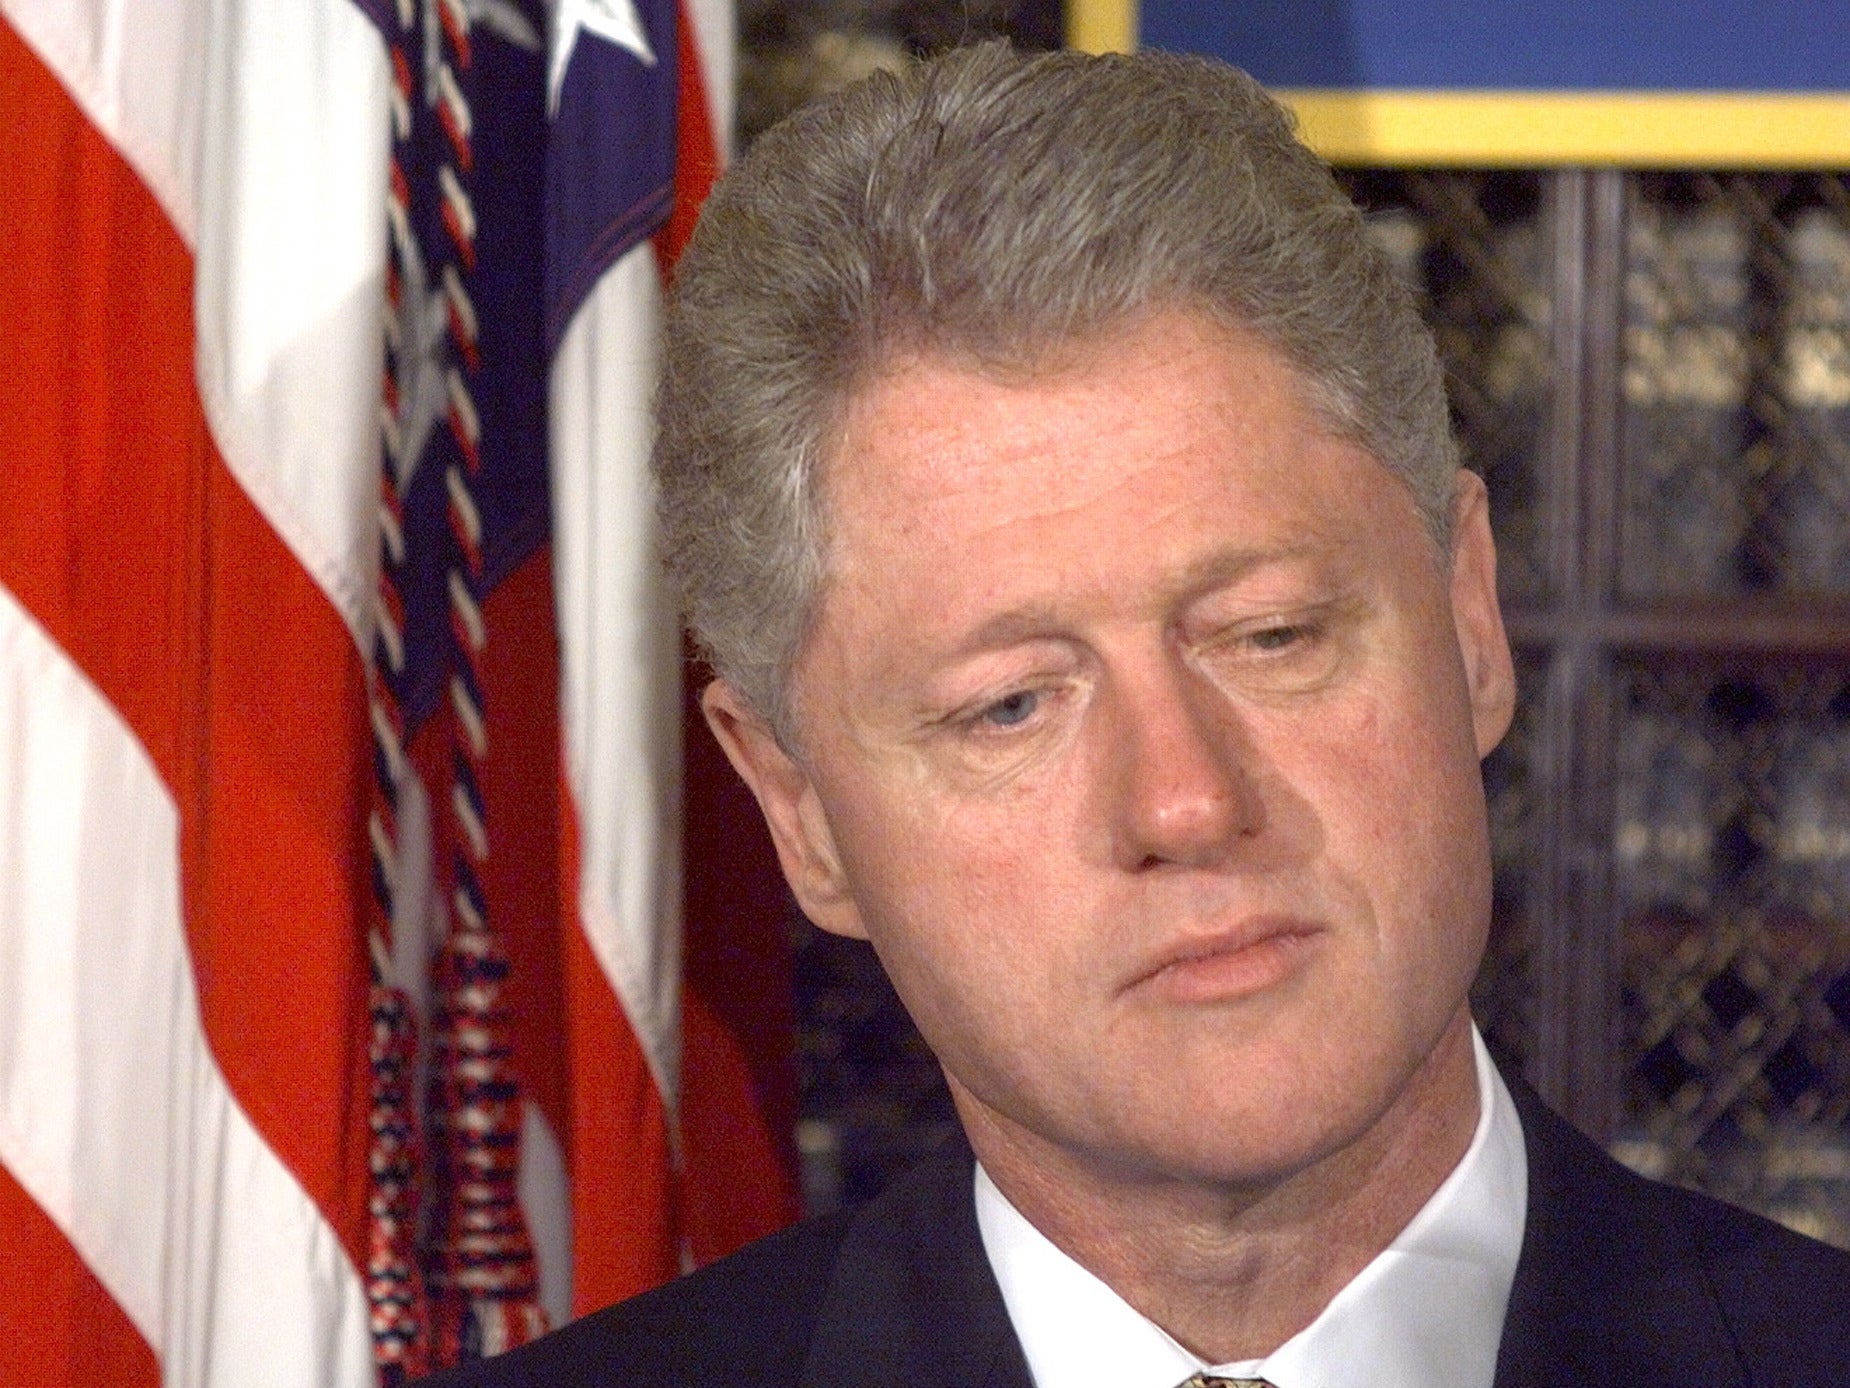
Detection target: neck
<box><xmin>958</xmin><ymin>1010</ymin><xmax>1482</xmax><ymax>1364</ymax></box>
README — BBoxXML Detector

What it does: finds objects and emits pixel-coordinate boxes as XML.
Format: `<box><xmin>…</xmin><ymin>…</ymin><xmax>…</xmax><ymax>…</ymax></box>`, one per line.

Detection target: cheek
<box><xmin>836</xmin><ymin>783</ymin><xmax>1083</xmax><ymax>1041</ymax></box>
<box><xmin>867</xmin><ymin>744</ymin><xmax>1081</xmax><ymax>916</ymax></box>
<box><xmin>883</xmin><ymin>827</ymin><xmax>1062</xmax><ymax>985</ymax></box>
<box><xmin>854</xmin><ymin>867</ymin><xmax>1069</xmax><ymax>1110</ymax></box>
<box><xmin>1295</xmin><ymin>689</ymin><xmax>1491</xmax><ymax>925</ymax></box>
<box><xmin>1367</xmin><ymin>718</ymin><xmax>1494</xmax><ymax>984</ymax></box>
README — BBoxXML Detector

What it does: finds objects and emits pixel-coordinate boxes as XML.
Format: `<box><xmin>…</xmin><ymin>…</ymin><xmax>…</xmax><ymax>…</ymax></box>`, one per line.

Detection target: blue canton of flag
<box><xmin>372</xmin><ymin>0</ymin><xmax>548</xmax><ymax>727</ymax></box>
<box><xmin>545</xmin><ymin>0</ymin><xmax>679</xmax><ymax>355</ymax></box>
<box><xmin>356</xmin><ymin>0</ymin><xmax>676</xmax><ymax>728</ymax></box>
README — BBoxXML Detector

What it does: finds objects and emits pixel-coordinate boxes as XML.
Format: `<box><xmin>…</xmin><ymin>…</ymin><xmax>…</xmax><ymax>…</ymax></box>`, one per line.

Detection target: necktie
<box><xmin>1182</xmin><ymin>1375</ymin><xmax>1274</xmax><ymax>1388</ymax></box>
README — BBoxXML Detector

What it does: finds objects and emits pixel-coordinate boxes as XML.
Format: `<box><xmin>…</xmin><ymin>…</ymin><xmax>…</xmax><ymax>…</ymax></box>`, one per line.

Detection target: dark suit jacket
<box><xmin>426</xmin><ymin>1078</ymin><xmax>1850</xmax><ymax>1387</ymax></box>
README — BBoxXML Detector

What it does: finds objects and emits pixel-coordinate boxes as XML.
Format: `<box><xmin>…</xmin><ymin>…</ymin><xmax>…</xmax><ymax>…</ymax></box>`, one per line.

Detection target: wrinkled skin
<box><xmin>706</xmin><ymin>311</ymin><xmax>1516</xmax><ymax>1356</ymax></box>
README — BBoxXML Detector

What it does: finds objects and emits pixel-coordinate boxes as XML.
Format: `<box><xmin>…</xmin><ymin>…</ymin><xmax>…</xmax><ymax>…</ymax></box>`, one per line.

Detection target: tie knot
<box><xmin>1182</xmin><ymin>1375</ymin><xmax>1273</xmax><ymax>1388</ymax></box>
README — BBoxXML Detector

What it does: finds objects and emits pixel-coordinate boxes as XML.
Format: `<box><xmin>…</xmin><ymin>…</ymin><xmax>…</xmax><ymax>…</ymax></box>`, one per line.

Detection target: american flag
<box><xmin>0</xmin><ymin>0</ymin><xmax>797</xmax><ymax>1382</ymax></box>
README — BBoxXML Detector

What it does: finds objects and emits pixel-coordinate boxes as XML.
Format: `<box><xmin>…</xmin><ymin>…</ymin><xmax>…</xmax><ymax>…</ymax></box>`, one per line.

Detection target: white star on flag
<box><xmin>549</xmin><ymin>0</ymin><xmax>657</xmax><ymax>115</ymax></box>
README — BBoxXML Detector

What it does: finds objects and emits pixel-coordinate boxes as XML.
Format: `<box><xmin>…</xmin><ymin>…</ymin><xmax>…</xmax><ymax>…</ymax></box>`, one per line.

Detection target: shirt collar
<box><xmin>974</xmin><ymin>1027</ymin><xmax>1528</xmax><ymax>1388</ymax></box>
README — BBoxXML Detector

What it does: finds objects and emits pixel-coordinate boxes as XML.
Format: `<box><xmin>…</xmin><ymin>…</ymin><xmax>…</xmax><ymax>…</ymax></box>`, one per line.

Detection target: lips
<box><xmin>1128</xmin><ymin>916</ymin><xmax>1324</xmax><ymax>1004</ymax></box>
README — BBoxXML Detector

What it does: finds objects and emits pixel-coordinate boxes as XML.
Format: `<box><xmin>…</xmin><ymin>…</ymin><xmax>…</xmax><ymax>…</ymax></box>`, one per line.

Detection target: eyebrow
<box><xmin>1170</xmin><ymin>541</ymin><xmax>1326</xmax><ymax>601</ymax></box>
<box><xmin>946</xmin><ymin>541</ymin><xmax>1329</xmax><ymax>657</ymax></box>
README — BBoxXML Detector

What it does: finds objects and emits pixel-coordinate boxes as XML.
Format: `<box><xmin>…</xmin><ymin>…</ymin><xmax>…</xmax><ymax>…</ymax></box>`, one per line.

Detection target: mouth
<box><xmin>1128</xmin><ymin>917</ymin><xmax>1323</xmax><ymax>1004</ymax></box>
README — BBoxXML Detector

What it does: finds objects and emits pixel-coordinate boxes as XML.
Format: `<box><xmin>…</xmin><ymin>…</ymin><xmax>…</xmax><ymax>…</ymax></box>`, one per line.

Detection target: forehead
<box><xmin>815</xmin><ymin>313</ymin><xmax>1416</xmax><ymax>592</ymax></box>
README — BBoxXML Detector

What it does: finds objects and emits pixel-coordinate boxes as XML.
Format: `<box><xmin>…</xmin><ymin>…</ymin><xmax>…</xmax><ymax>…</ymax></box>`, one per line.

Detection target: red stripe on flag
<box><xmin>681</xmin><ymin>655</ymin><xmax>802</xmax><ymax>1252</ymax></box>
<box><xmin>658</xmin><ymin>1</ymin><xmax>723</xmax><ymax>276</ymax></box>
<box><xmin>0</xmin><ymin>1167</ymin><xmax>158</xmax><ymax>1387</ymax></box>
<box><xmin>480</xmin><ymin>549</ymin><xmax>567</xmax><ymax>1138</ymax></box>
<box><xmin>559</xmin><ymin>793</ymin><xmax>682</xmax><ymax>1313</ymax></box>
<box><xmin>0</xmin><ymin>9</ymin><xmax>372</xmax><ymax>1279</ymax></box>
<box><xmin>667</xmin><ymin>0</ymin><xmax>803</xmax><ymax>1252</ymax></box>
<box><xmin>680</xmin><ymin>985</ymin><xmax>802</xmax><ymax>1262</ymax></box>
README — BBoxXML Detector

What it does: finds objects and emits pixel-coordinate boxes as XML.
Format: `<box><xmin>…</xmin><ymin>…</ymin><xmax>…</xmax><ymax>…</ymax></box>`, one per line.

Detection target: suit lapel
<box><xmin>1493</xmin><ymin>1077</ymin><xmax>1746</xmax><ymax>1388</ymax></box>
<box><xmin>800</xmin><ymin>1135</ymin><xmax>1036</xmax><ymax>1388</ymax></box>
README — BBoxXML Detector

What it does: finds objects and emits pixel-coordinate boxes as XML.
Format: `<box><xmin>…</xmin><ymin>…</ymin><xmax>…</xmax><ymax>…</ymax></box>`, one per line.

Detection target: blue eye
<box><xmin>982</xmin><ymin>691</ymin><xmax>1039</xmax><ymax>727</ymax></box>
<box><xmin>1251</xmin><ymin>624</ymin><xmax>1306</xmax><ymax>651</ymax></box>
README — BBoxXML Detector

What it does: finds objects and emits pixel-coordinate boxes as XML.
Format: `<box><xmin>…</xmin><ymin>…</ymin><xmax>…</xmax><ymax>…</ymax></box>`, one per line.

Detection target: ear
<box><xmin>700</xmin><ymin>680</ymin><xmax>871</xmax><ymax>940</ymax></box>
<box><xmin>1445</xmin><ymin>471</ymin><xmax>1516</xmax><ymax>759</ymax></box>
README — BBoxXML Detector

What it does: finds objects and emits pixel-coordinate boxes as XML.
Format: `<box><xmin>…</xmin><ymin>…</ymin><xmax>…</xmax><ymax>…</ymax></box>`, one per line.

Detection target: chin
<box><xmin>1138</xmin><ymin>1037</ymin><xmax>1443</xmax><ymax>1182</ymax></box>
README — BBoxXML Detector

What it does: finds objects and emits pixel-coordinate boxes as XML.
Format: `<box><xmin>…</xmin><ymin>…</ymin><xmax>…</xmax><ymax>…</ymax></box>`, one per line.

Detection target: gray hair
<box><xmin>654</xmin><ymin>41</ymin><xmax>1458</xmax><ymax>744</ymax></box>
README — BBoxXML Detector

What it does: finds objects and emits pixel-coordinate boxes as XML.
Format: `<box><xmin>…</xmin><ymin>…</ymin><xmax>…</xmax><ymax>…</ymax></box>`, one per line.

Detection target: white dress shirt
<box><xmin>975</xmin><ymin>1028</ymin><xmax>1528</xmax><ymax>1388</ymax></box>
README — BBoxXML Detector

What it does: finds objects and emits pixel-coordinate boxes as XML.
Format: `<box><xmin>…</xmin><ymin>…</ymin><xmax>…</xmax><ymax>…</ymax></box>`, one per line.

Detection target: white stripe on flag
<box><xmin>0</xmin><ymin>0</ymin><xmax>208</xmax><ymax>246</ymax></box>
<box><xmin>519</xmin><ymin>1102</ymin><xmax>574</xmax><ymax>1330</ymax></box>
<box><xmin>0</xmin><ymin>585</ymin><xmax>374</xmax><ymax>1387</ymax></box>
<box><xmin>5</xmin><ymin>0</ymin><xmax>391</xmax><ymax>647</ymax></box>
<box><xmin>191</xmin><ymin>0</ymin><xmax>389</xmax><ymax>639</ymax></box>
<box><xmin>684</xmin><ymin>0</ymin><xmax>736</xmax><ymax>161</ymax></box>
<box><xmin>551</xmin><ymin>243</ymin><xmax>686</xmax><ymax>1108</ymax></box>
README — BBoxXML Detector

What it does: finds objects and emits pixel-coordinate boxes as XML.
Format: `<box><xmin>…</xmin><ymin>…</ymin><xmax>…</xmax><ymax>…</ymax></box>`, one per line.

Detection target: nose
<box><xmin>1102</xmin><ymin>647</ymin><xmax>1262</xmax><ymax>871</ymax></box>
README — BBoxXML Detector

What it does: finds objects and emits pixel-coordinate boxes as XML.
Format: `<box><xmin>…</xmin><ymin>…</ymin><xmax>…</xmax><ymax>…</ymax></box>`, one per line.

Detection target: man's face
<box><xmin>711</xmin><ymin>311</ymin><xmax>1515</xmax><ymax>1196</ymax></box>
